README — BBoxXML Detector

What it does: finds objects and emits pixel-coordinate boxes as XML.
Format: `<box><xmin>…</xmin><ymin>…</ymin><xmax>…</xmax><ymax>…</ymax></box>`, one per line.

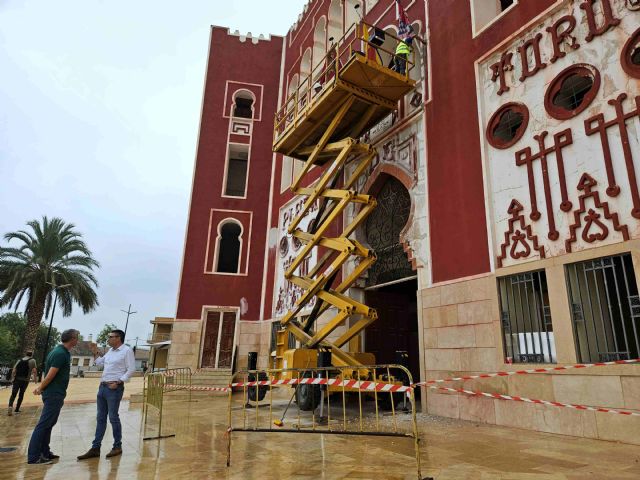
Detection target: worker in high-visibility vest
<box><xmin>393</xmin><ymin>35</ymin><xmax>413</xmax><ymax>75</ymax></box>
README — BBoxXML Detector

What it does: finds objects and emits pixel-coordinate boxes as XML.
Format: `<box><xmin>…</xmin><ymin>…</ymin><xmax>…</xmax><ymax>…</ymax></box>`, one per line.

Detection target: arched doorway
<box><xmin>363</xmin><ymin>176</ymin><xmax>420</xmax><ymax>384</ymax></box>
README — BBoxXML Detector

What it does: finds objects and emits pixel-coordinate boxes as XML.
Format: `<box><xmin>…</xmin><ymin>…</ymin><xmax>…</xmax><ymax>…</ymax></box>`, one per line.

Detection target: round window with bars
<box><xmin>544</xmin><ymin>64</ymin><xmax>601</xmax><ymax>120</ymax></box>
<box><xmin>486</xmin><ymin>102</ymin><xmax>530</xmax><ymax>149</ymax></box>
<box><xmin>621</xmin><ymin>27</ymin><xmax>640</xmax><ymax>79</ymax></box>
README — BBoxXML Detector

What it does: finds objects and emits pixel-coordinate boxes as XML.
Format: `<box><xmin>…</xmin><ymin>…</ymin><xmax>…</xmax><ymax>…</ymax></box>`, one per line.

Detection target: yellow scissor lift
<box><xmin>272</xmin><ymin>22</ymin><xmax>416</xmax><ymax>407</ymax></box>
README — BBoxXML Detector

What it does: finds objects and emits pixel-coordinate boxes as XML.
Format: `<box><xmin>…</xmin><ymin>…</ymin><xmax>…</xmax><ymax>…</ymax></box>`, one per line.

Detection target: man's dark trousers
<box><xmin>27</xmin><ymin>393</ymin><xmax>65</xmax><ymax>462</ymax></box>
<box><xmin>91</xmin><ymin>383</ymin><xmax>124</xmax><ymax>450</ymax></box>
<box><xmin>9</xmin><ymin>380</ymin><xmax>29</xmax><ymax>411</ymax></box>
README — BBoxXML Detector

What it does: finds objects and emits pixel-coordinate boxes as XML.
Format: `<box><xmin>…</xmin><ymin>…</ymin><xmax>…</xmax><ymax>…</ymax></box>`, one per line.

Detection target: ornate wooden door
<box><xmin>200</xmin><ymin>311</ymin><xmax>237</xmax><ymax>368</ymax></box>
<box><xmin>217</xmin><ymin>312</ymin><xmax>237</xmax><ymax>368</ymax></box>
<box><xmin>201</xmin><ymin>312</ymin><xmax>220</xmax><ymax>368</ymax></box>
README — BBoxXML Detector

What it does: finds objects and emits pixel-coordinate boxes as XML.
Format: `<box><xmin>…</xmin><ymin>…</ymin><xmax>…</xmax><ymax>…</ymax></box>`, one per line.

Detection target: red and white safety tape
<box><xmin>163</xmin><ymin>359</ymin><xmax>640</xmax><ymax>417</ymax></box>
<box><xmin>413</xmin><ymin>358</ymin><xmax>640</xmax><ymax>387</ymax></box>
<box><xmin>165</xmin><ymin>376</ymin><xmax>411</xmax><ymax>393</ymax></box>
<box><xmin>165</xmin><ymin>384</ymin><xmax>230</xmax><ymax>392</ymax></box>
<box><xmin>429</xmin><ymin>385</ymin><xmax>640</xmax><ymax>417</ymax></box>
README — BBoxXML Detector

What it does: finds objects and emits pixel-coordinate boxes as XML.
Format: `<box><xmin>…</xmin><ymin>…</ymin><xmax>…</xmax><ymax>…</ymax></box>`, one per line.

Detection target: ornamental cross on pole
<box><xmin>515</xmin><ymin>129</ymin><xmax>573</xmax><ymax>240</ymax></box>
<box><xmin>584</xmin><ymin>93</ymin><xmax>640</xmax><ymax>218</ymax></box>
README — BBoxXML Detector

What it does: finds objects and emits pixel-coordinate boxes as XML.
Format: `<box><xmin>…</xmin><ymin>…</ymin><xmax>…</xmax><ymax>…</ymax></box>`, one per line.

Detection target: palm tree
<box><xmin>0</xmin><ymin>216</ymin><xmax>100</xmax><ymax>352</ymax></box>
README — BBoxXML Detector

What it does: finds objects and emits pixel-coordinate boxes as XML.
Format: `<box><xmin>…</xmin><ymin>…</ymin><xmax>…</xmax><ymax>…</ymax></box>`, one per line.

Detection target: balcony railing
<box><xmin>147</xmin><ymin>332</ymin><xmax>172</xmax><ymax>343</ymax></box>
<box><xmin>274</xmin><ymin>21</ymin><xmax>416</xmax><ymax>141</ymax></box>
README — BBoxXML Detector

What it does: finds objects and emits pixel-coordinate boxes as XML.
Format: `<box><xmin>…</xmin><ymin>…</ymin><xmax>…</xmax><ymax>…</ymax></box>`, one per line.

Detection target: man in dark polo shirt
<box><xmin>27</xmin><ymin>329</ymin><xmax>79</xmax><ymax>465</ymax></box>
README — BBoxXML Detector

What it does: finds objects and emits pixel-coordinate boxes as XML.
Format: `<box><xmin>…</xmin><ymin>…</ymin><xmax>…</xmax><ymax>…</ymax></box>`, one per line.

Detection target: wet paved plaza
<box><xmin>1</xmin><ymin>391</ymin><xmax>640</xmax><ymax>479</ymax></box>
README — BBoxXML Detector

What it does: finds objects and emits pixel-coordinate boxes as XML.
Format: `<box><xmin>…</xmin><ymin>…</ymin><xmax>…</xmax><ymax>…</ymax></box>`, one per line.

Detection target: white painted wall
<box><xmin>478</xmin><ymin>1</ymin><xmax>640</xmax><ymax>268</ymax></box>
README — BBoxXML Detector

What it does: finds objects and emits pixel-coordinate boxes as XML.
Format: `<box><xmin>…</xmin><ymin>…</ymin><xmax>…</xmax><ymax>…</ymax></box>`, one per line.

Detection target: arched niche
<box><xmin>312</xmin><ymin>16</ymin><xmax>327</xmax><ymax>70</ymax></box>
<box><xmin>232</xmin><ymin>89</ymin><xmax>255</xmax><ymax>119</ymax></box>
<box><xmin>345</xmin><ymin>0</ymin><xmax>362</xmax><ymax>30</ymax></box>
<box><xmin>327</xmin><ymin>0</ymin><xmax>343</xmax><ymax>44</ymax></box>
<box><xmin>215</xmin><ymin>220</ymin><xmax>243</xmax><ymax>274</ymax></box>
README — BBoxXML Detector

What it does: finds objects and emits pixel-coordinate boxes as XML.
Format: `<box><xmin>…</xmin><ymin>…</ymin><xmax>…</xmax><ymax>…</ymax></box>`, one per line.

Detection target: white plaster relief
<box><xmin>345</xmin><ymin>114</ymin><xmax>428</xmax><ymax>284</ymax></box>
<box><xmin>479</xmin><ymin>0</ymin><xmax>640</xmax><ymax>268</ymax></box>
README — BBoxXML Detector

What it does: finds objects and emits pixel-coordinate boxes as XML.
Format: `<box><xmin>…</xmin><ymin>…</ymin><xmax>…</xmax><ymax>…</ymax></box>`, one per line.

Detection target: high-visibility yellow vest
<box><xmin>395</xmin><ymin>40</ymin><xmax>411</xmax><ymax>56</ymax></box>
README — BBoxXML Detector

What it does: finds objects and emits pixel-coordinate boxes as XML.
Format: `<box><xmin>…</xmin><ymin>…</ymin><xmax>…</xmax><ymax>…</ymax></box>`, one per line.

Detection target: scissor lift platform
<box><xmin>272</xmin><ymin>22</ymin><xmax>417</xmax><ymax>372</ymax></box>
<box><xmin>273</xmin><ymin>50</ymin><xmax>415</xmax><ymax>162</ymax></box>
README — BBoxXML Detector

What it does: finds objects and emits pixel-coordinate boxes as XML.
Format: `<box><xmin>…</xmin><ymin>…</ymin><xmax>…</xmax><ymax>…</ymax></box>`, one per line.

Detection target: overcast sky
<box><xmin>0</xmin><ymin>0</ymin><xmax>307</xmax><ymax>346</ymax></box>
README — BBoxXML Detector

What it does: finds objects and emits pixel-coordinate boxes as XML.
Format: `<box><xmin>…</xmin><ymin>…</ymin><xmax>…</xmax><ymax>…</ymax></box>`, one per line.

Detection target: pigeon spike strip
<box><xmin>412</xmin><ymin>358</ymin><xmax>640</xmax><ymax>387</ymax></box>
<box><xmin>430</xmin><ymin>385</ymin><xmax>640</xmax><ymax>417</ymax></box>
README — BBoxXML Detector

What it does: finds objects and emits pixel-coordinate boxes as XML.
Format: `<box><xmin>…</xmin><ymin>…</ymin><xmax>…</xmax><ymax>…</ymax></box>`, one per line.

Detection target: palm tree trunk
<box><xmin>24</xmin><ymin>296</ymin><xmax>46</xmax><ymax>353</ymax></box>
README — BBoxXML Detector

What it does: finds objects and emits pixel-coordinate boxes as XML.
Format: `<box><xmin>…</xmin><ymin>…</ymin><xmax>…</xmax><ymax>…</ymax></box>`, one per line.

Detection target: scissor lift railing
<box><xmin>272</xmin><ymin>22</ymin><xmax>416</xmax><ymax>372</ymax></box>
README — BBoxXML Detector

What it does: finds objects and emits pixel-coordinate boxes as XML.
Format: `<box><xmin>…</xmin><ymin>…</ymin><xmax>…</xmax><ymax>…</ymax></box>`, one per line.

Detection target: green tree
<box><xmin>0</xmin><ymin>312</ymin><xmax>60</xmax><ymax>365</ymax></box>
<box><xmin>96</xmin><ymin>323</ymin><xmax>119</xmax><ymax>347</ymax></box>
<box><xmin>0</xmin><ymin>217</ymin><xmax>100</xmax><ymax>352</ymax></box>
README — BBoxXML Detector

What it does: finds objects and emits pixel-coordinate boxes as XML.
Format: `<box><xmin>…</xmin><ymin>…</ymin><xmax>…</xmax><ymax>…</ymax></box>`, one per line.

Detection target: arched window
<box><xmin>312</xmin><ymin>17</ymin><xmax>327</xmax><ymax>70</ymax></box>
<box><xmin>345</xmin><ymin>0</ymin><xmax>362</xmax><ymax>30</ymax></box>
<box><xmin>216</xmin><ymin>220</ymin><xmax>242</xmax><ymax>274</ymax></box>
<box><xmin>378</xmin><ymin>26</ymin><xmax>397</xmax><ymax>69</ymax></box>
<box><xmin>300</xmin><ymin>48</ymin><xmax>312</xmax><ymax>80</ymax></box>
<box><xmin>288</xmin><ymin>74</ymin><xmax>299</xmax><ymax>98</ymax></box>
<box><xmin>327</xmin><ymin>0</ymin><xmax>342</xmax><ymax>44</ymax></box>
<box><xmin>364</xmin><ymin>176</ymin><xmax>412</xmax><ymax>286</ymax></box>
<box><xmin>299</xmin><ymin>48</ymin><xmax>312</xmax><ymax>107</ymax></box>
<box><xmin>232</xmin><ymin>90</ymin><xmax>255</xmax><ymax>119</ymax></box>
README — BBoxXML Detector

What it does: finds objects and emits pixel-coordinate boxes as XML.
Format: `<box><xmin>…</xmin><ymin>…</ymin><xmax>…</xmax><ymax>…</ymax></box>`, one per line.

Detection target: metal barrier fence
<box><xmin>226</xmin><ymin>364</ymin><xmax>423</xmax><ymax>480</ymax></box>
<box><xmin>142</xmin><ymin>367</ymin><xmax>192</xmax><ymax>440</ymax></box>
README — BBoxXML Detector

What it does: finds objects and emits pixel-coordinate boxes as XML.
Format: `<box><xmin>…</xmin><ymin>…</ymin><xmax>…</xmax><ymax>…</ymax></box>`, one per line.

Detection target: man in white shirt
<box><xmin>77</xmin><ymin>329</ymin><xmax>135</xmax><ymax>460</ymax></box>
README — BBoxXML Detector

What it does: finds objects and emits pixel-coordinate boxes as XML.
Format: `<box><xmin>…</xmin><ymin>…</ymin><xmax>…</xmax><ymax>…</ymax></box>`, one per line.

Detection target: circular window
<box><xmin>621</xmin><ymin>28</ymin><xmax>640</xmax><ymax>79</ymax></box>
<box><xmin>279</xmin><ymin>236</ymin><xmax>289</xmax><ymax>258</ymax></box>
<box><xmin>544</xmin><ymin>64</ymin><xmax>600</xmax><ymax>120</ymax></box>
<box><xmin>486</xmin><ymin>102</ymin><xmax>530</xmax><ymax>149</ymax></box>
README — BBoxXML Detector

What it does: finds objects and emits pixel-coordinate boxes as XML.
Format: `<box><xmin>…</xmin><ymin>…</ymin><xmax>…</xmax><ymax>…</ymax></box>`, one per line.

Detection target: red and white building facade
<box><xmin>171</xmin><ymin>0</ymin><xmax>640</xmax><ymax>443</ymax></box>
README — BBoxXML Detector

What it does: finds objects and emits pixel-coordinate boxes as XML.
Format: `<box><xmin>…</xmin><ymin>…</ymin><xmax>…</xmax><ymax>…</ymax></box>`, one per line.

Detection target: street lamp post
<box><xmin>40</xmin><ymin>282</ymin><xmax>71</xmax><ymax>380</ymax></box>
<box><xmin>121</xmin><ymin>304</ymin><xmax>137</xmax><ymax>339</ymax></box>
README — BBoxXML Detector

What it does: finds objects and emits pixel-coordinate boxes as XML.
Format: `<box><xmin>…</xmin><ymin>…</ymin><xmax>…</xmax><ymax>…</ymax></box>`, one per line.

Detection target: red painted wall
<box><xmin>425</xmin><ymin>0</ymin><xmax>556</xmax><ymax>283</ymax></box>
<box><xmin>178</xmin><ymin>0</ymin><xmax>559</xmax><ymax>323</ymax></box>
<box><xmin>176</xmin><ymin>28</ymin><xmax>283</xmax><ymax>321</ymax></box>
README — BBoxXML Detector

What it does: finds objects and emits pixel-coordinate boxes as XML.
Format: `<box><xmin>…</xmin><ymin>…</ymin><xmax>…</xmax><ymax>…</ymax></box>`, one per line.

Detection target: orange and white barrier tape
<box><xmin>418</xmin><ymin>358</ymin><xmax>640</xmax><ymax>418</ymax></box>
<box><xmin>164</xmin><ymin>359</ymin><xmax>640</xmax><ymax>417</ymax></box>
<box><xmin>429</xmin><ymin>385</ymin><xmax>640</xmax><ymax>417</ymax></box>
<box><xmin>413</xmin><ymin>358</ymin><xmax>640</xmax><ymax>388</ymax></box>
<box><xmin>165</xmin><ymin>384</ymin><xmax>230</xmax><ymax>392</ymax></box>
<box><xmin>164</xmin><ymin>376</ymin><xmax>411</xmax><ymax>393</ymax></box>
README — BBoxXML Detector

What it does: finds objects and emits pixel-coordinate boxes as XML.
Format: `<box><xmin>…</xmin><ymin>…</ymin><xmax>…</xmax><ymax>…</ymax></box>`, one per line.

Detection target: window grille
<box><xmin>498</xmin><ymin>270</ymin><xmax>556</xmax><ymax>364</ymax></box>
<box><xmin>566</xmin><ymin>253</ymin><xmax>640</xmax><ymax>362</ymax></box>
<box><xmin>492</xmin><ymin>109</ymin><xmax>523</xmax><ymax>143</ymax></box>
<box><xmin>552</xmin><ymin>74</ymin><xmax>594</xmax><ymax>111</ymax></box>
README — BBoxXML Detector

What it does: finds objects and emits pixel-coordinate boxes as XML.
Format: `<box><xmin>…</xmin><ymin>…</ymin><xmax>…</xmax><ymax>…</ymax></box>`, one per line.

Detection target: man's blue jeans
<box><xmin>27</xmin><ymin>393</ymin><xmax>65</xmax><ymax>463</ymax></box>
<box><xmin>92</xmin><ymin>383</ymin><xmax>124</xmax><ymax>450</ymax></box>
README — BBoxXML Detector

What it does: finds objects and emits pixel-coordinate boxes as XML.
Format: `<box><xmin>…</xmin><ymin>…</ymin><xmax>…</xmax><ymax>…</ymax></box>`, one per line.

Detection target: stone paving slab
<box><xmin>0</xmin><ymin>377</ymin><xmax>145</xmax><ymax>408</ymax></box>
<box><xmin>0</xmin><ymin>392</ymin><xmax>639</xmax><ymax>479</ymax></box>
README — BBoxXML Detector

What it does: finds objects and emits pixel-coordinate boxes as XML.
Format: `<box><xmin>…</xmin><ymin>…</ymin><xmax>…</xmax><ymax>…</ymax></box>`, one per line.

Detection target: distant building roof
<box><xmin>134</xmin><ymin>348</ymin><xmax>150</xmax><ymax>361</ymax></box>
<box><xmin>70</xmin><ymin>340</ymin><xmax>97</xmax><ymax>357</ymax></box>
<box><xmin>151</xmin><ymin>316</ymin><xmax>174</xmax><ymax>324</ymax></box>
